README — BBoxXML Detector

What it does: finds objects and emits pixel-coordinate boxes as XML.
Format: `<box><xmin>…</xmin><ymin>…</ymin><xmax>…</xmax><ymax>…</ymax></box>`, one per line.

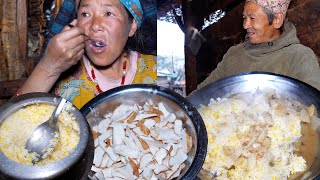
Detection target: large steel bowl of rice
<box><xmin>187</xmin><ymin>71</ymin><xmax>320</xmax><ymax>180</ymax></box>
<box><xmin>0</xmin><ymin>93</ymin><xmax>94</xmax><ymax>179</ymax></box>
<box><xmin>80</xmin><ymin>84</ymin><xmax>207</xmax><ymax>180</ymax></box>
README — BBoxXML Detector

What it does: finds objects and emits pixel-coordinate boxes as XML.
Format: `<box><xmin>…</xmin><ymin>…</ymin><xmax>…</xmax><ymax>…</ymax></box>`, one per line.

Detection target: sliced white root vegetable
<box><xmin>91</xmin><ymin>101</ymin><xmax>191</xmax><ymax>179</ymax></box>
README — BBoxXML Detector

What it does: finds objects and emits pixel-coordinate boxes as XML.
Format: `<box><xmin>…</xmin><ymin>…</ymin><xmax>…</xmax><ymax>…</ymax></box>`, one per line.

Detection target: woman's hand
<box><xmin>19</xmin><ymin>20</ymin><xmax>87</xmax><ymax>94</ymax></box>
<box><xmin>40</xmin><ymin>19</ymin><xmax>87</xmax><ymax>76</ymax></box>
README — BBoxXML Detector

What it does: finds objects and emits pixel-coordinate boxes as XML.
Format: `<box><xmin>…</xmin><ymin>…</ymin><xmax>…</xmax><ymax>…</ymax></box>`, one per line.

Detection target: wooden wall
<box><xmin>184</xmin><ymin>0</ymin><xmax>320</xmax><ymax>94</ymax></box>
<box><xmin>0</xmin><ymin>0</ymin><xmax>46</xmax><ymax>106</ymax></box>
<box><xmin>0</xmin><ymin>0</ymin><xmax>27</xmax><ymax>81</ymax></box>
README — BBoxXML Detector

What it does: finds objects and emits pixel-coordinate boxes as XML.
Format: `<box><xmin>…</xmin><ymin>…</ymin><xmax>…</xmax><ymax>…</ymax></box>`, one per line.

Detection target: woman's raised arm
<box><xmin>20</xmin><ymin>20</ymin><xmax>86</xmax><ymax>94</ymax></box>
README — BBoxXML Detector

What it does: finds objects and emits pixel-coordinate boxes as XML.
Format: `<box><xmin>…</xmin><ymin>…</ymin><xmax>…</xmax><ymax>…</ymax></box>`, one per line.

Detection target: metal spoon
<box><xmin>25</xmin><ymin>98</ymin><xmax>67</xmax><ymax>163</ymax></box>
<box><xmin>67</xmin><ymin>24</ymin><xmax>105</xmax><ymax>47</ymax></box>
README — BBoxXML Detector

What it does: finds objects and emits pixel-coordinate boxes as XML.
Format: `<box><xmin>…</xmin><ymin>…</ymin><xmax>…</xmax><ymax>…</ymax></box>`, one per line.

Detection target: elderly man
<box><xmin>194</xmin><ymin>0</ymin><xmax>320</xmax><ymax>92</ymax></box>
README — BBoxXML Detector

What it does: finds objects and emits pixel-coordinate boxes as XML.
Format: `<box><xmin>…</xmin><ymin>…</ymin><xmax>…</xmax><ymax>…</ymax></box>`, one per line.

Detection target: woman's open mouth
<box><xmin>88</xmin><ymin>39</ymin><xmax>107</xmax><ymax>54</ymax></box>
<box><xmin>91</xmin><ymin>39</ymin><xmax>106</xmax><ymax>47</ymax></box>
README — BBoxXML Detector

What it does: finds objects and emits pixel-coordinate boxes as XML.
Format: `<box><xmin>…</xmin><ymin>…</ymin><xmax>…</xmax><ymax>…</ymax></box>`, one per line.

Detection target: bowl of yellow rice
<box><xmin>0</xmin><ymin>93</ymin><xmax>94</xmax><ymax>179</ymax></box>
<box><xmin>188</xmin><ymin>72</ymin><xmax>320</xmax><ymax>180</ymax></box>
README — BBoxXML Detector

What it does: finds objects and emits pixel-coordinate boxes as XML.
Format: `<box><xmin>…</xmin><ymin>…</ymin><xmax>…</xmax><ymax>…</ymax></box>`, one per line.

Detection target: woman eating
<box><xmin>19</xmin><ymin>0</ymin><xmax>157</xmax><ymax>109</ymax></box>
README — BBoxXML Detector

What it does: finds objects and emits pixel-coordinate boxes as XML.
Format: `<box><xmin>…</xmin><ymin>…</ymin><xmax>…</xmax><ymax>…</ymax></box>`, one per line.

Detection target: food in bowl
<box><xmin>0</xmin><ymin>102</ymin><xmax>80</xmax><ymax>166</ymax></box>
<box><xmin>198</xmin><ymin>88</ymin><xmax>318</xmax><ymax>179</ymax></box>
<box><xmin>90</xmin><ymin>100</ymin><xmax>193</xmax><ymax>179</ymax></box>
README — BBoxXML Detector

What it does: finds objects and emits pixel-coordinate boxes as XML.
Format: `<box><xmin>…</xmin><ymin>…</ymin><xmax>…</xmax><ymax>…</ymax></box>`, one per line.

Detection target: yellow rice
<box><xmin>0</xmin><ymin>103</ymin><xmax>80</xmax><ymax>166</ymax></box>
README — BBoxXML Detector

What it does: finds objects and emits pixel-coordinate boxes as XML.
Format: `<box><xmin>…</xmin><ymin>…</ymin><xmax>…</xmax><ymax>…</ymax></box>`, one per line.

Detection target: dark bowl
<box><xmin>187</xmin><ymin>71</ymin><xmax>320</xmax><ymax>179</ymax></box>
<box><xmin>80</xmin><ymin>84</ymin><xmax>207</xmax><ymax>179</ymax></box>
<box><xmin>0</xmin><ymin>93</ymin><xmax>94</xmax><ymax>180</ymax></box>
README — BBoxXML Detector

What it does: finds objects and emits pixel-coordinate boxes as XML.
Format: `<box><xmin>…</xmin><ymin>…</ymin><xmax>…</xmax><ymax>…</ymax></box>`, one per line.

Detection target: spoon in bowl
<box><xmin>67</xmin><ymin>24</ymin><xmax>105</xmax><ymax>47</ymax></box>
<box><xmin>25</xmin><ymin>97</ymin><xmax>67</xmax><ymax>163</ymax></box>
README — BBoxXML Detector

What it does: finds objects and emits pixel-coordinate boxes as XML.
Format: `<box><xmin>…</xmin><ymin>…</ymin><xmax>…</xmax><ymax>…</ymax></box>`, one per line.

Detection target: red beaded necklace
<box><xmin>91</xmin><ymin>61</ymin><xmax>127</xmax><ymax>93</ymax></box>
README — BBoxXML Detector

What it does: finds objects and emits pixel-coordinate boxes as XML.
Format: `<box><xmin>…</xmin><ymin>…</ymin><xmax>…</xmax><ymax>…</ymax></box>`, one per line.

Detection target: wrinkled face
<box><xmin>77</xmin><ymin>0</ymin><xmax>137</xmax><ymax>66</ymax></box>
<box><xmin>242</xmin><ymin>1</ymin><xmax>276</xmax><ymax>44</ymax></box>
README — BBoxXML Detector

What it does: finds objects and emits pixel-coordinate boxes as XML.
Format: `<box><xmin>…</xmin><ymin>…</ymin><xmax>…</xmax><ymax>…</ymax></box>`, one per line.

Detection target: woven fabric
<box><xmin>120</xmin><ymin>0</ymin><xmax>143</xmax><ymax>27</ymax></box>
<box><xmin>246</xmin><ymin>0</ymin><xmax>291</xmax><ymax>14</ymax></box>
